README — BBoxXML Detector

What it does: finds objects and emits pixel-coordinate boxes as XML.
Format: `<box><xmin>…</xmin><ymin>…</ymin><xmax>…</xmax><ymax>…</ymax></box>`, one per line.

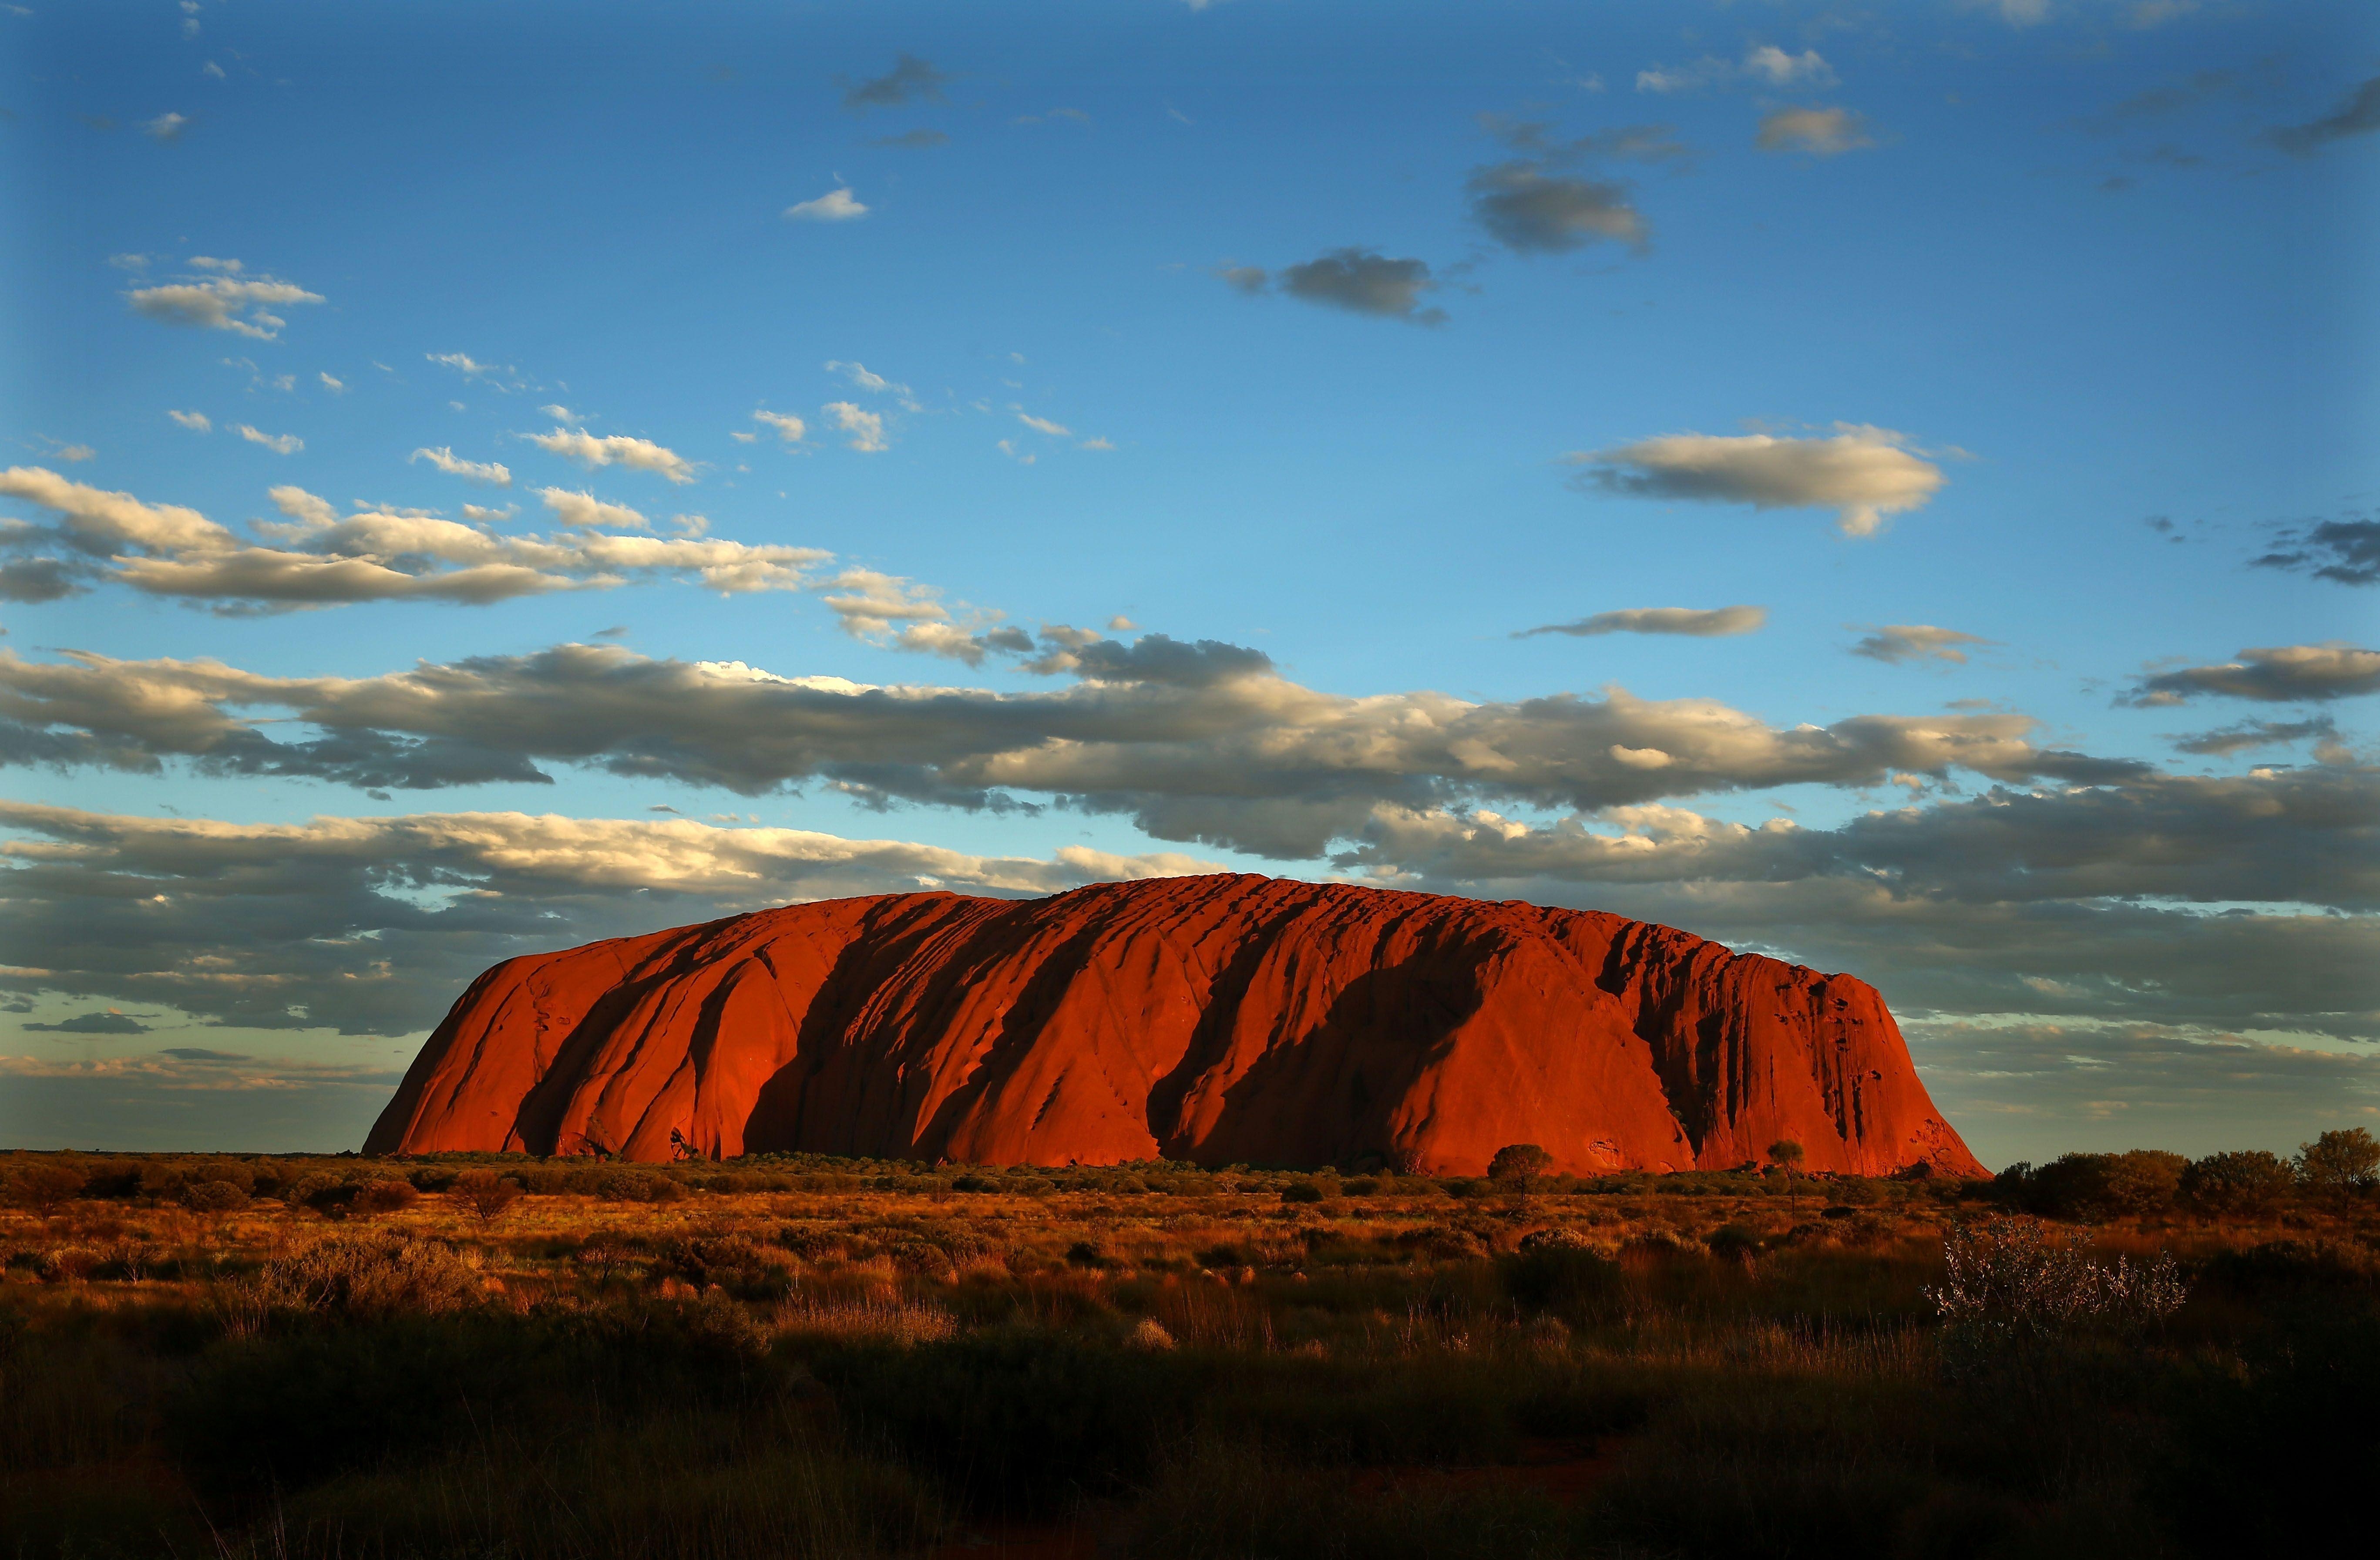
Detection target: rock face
<box><xmin>365</xmin><ymin>875</ymin><xmax>1985</xmax><ymax>1177</ymax></box>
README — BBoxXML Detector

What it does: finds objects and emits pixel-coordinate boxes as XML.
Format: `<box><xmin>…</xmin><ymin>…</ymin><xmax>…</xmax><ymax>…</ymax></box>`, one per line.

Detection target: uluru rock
<box><xmin>365</xmin><ymin>874</ymin><xmax>1984</xmax><ymax>1177</ymax></box>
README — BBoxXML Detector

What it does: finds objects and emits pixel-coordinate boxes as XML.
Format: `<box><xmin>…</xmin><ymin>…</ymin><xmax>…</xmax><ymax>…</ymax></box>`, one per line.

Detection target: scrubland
<box><xmin>1</xmin><ymin>1142</ymin><xmax>2373</xmax><ymax>1559</ymax></box>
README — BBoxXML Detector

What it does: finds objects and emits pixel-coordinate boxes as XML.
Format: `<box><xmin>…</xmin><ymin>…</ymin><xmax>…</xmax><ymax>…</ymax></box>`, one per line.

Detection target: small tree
<box><xmin>450</xmin><ymin>1169</ymin><xmax>522</xmax><ymax>1224</ymax></box>
<box><xmin>2180</xmin><ymin>1150</ymin><xmax>2295</xmax><ymax>1218</ymax></box>
<box><xmin>4</xmin><ymin>1161</ymin><xmax>86</xmax><ymax>1217</ymax></box>
<box><xmin>2297</xmin><ymin>1129</ymin><xmax>2380</xmax><ymax>1197</ymax></box>
<box><xmin>1488</xmin><ymin>1144</ymin><xmax>1554</xmax><ymax>1203</ymax></box>
<box><xmin>1768</xmin><ymin>1140</ymin><xmax>1806</xmax><ymax>1216</ymax></box>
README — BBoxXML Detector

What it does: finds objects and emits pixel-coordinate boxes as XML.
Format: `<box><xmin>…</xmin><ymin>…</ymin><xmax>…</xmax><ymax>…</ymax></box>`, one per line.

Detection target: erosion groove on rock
<box><xmin>366</xmin><ymin>875</ymin><xmax>1984</xmax><ymax>1176</ymax></box>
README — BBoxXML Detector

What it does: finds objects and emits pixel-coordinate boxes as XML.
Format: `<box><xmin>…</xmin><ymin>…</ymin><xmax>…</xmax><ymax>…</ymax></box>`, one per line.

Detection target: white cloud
<box><xmin>1756</xmin><ymin>105</ymin><xmax>1877</xmax><ymax>156</ymax></box>
<box><xmin>539</xmin><ymin>404</ymin><xmax>582</xmax><ymax>425</ymax></box>
<box><xmin>319</xmin><ymin>372</ymin><xmax>345</xmax><ymax>393</ymax></box>
<box><xmin>538</xmin><ymin>488</ymin><xmax>650</xmax><ymax>531</ymax></box>
<box><xmin>234</xmin><ymin>425</ymin><xmax>303</xmax><ymax>455</ymax></box>
<box><xmin>1079</xmin><ymin>437</ymin><xmax>1115</xmax><ymax>451</ymax></box>
<box><xmin>1850</xmin><ymin>624</ymin><xmax>1997</xmax><ymax>664</ymax></box>
<box><xmin>527</xmin><ymin>428</ymin><xmax>696</xmax><ymax>484</ymax></box>
<box><xmin>427</xmin><ymin>352</ymin><xmax>519</xmax><ymax>387</ymax></box>
<box><xmin>823</xmin><ymin>402</ymin><xmax>887</xmax><ymax>453</ymax></box>
<box><xmin>1518</xmin><ymin>605</ymin><xmax>1767</xmax><ymax>639</ymax></box>
<box><xmin>410</xmin><ymin>447</ymin><xmax>513</xmax><ymax>486</ymax></box>
<box><xmin>124</xmin><ymin>270</ymin><xmax>322</xmax><ymax>339</ymax></box>
<box><xmin>997</xmin><ymin>438</ymin><xmax>1036</xmax><ymax>465</ymax></box>
<box><xmin>202</xmin><ymin>60</ymin><xmax>225</xmax><ymax>79</ymax></box>
<box><xmin>1015</xmin><ymin>412</ymin><xmax>1071</xmax><ymax>437</ymax></box>
<box><xmin>0</xmin><ymin>466</ymin><xmax>824</xmax><ymax>609</ymax></box>
<box><xmin>461</xmin><ymin>503</ymin><xmax>518</xmax><ymax>523</ymax></box>
<box><xmin>825</xmin><ymin>360</ymin><xmax>909</xmax><ymax>396</ymax></box>
<box><xmin>141</xmin><ymin>111</ymin><xmax>188</xmax><ymax>141</ymax></box>
<box><xmin>753</xmin><ymin>410</ymin><xmax>807</xmax><ymax>444</ymax></box>
<box><xmin>785</xmin><ymin>187</ymin><xmax>868</xmax><ymax>221</ymax></box>
<box><xmin>1743</xmin><ymin>47</ymin><xmax>1838</xmax><ymax>87</ymax></box>
<box><xmin>1571</xmin><ymin>424</ymin><xmax>1947</xmax><ymax>536</ymax></box>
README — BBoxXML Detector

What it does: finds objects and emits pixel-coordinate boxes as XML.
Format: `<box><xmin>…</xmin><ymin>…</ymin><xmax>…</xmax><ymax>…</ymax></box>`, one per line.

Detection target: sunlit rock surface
<box><xmin>366</xmin><ymin>874</ymin><xmax>1985</xmax><ymax>1176</ymax></box>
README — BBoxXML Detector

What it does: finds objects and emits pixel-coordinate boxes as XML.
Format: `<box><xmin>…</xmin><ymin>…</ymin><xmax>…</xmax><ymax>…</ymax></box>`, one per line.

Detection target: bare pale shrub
<box><xmin>1926</xmin><ymin>1216</ymin><xmax>2187</xmax><ymax>1375</ymax></box>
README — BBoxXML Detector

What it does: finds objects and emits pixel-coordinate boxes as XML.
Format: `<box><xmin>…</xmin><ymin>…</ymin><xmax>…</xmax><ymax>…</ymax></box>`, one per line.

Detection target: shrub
<box><xmin>3</xmin><ymin>1161</ymin><xmax>87</xmax><ymax>1215</ymax></box>
<box><xmin>245</xmin><ymin>1234</ymin><xmax>484</xmax><ymax>1319</ymax></box>
<box><xmin>180</xmin><ymin>1179</ymin><xmax>250</xmax><ymax>1213</ymax></box>
<box><xmin>350</xmin><ymin>1179</ymin><xmax>420</xmax><ymax>1217</ymax></box>
<box><xmin>1280</xmin><ymin>1179</ymin><xmax>1326</xmax><ymax>1204</ymax></box>
<box><xmin>1707</xmin><ymin>1223</ymin><xmax>1765</xmax><ymax>1263</ymax></box>
<box><xmin>450</xmin><ymin>1169</ymin><xmax>522</xmax><ymax>1223</ymax></box>
<box><xmin>814</xmin><ymin>1329</ymin><xmax>1196</xmax><ymax>1513</ymax></box>
<box><xmin>1502</xmin><ymin>1241</ymin><xmax>1623</xmax><ymax>1318</ymax></box>
<box><xmin>2179</xmin><ymin>1150</ymin><xmax>2294</xmax><ymax>1216</ymax></box>
<box><xmin>1926</xmin><ymin>1217</ymin><xmax>2188</xmax><ymax>1374</ymax></box>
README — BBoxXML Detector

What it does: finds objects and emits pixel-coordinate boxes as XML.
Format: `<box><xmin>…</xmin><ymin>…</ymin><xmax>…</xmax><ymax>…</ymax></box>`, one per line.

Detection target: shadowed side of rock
<box><xmin>365</xmin><ymin>874</ymin><xmax>1985</xmax><ymax>1176</ymax></box>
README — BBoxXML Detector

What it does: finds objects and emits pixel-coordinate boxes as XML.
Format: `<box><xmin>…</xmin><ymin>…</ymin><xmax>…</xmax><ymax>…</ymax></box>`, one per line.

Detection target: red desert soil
<box><xmin>367</xmin><ymin>873</ymin><xmax>1983</xmax><ymax>1176</ymax></box>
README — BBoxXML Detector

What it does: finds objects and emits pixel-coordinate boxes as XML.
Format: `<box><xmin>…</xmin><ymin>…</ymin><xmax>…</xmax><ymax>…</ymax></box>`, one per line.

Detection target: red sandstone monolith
<box><xmin>364</xmin><ymin>874</ymin><xmax>1984</xmax><ymax>1176</ymax></box>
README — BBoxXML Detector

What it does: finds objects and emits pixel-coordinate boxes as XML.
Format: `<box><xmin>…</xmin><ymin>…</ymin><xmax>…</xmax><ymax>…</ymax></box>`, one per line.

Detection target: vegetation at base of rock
<box><xmin>0</xmin><ymin>1142</ymin><xmax>2370</xmax><ymax>1557</ymax></box>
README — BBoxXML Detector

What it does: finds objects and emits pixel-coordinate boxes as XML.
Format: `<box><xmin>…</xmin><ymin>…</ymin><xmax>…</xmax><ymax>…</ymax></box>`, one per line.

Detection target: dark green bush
<box><xmin>814</xmin><ymin>1328</ymin><xmax>1196</xmax><ymax>1513</ymax></box>
<box><xmin>1502</xmin><ymin>1243</ymin><xmax>1623</xmax><ymax>1318</ymax></box>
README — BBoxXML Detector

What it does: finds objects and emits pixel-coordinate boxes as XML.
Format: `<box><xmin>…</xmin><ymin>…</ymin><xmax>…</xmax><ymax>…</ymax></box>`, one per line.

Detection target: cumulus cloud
<box><xmin>1756</xmin><ymin>106</ymin><xmax>1876</xmax><ymax>156</ymax></box>
<box><xmin>1467</xmin><ymin>163</ymin><xmax>1647</xmax><ymax>253</ymax></box>
<box><xmin>0</xmin><ymin>466</ymin><xmax>822</xmax><ymax>610</ymax></box>
<box><xmin>1516</xmin><ymin>605</ymin><xmax>1766</xmax><ymax>639</ymax></box>
<box><xmin>1571</xmin><ymin>425</ymin><xmax>1947</xmax><ymax>536</ymax></box>
<box><xmin>753</xmin><ymin>410</ymin><xmax>806</xmax><ymax>444</ymax></box>
<box><xmin>1234</xmin><ymin>249</ymin><xmax>1447</xmax><ymax>324</ymax></box>
<box><xmin>786</xmin><ymin>187</ymin><xmax>869</xmax><ymax>221</ymax></box>
<box><xmin>125</xmin><ymin>267</ymin><xmax>322</xmax><ymax>339</ymax></box>
<box><xmin>823</xmin><ymin>402</ymin><xmax>888</xmax><ymax>452</ymax></box>
<box><xmin>168</xmin><ymin>410</ymin><xmax>211</xmax><ymax>433</ymax></box>
<box><xmin>840</xmin><ymin>54</ymin><xmax>949</xmax><ymax>113</ymax></box>
<box><xmin>1015</xmin><ymin>412</ymin><xmax>1070</xmax><ymax>437</ymax></box>
<box><xmin>527</xmin><ymin>428</ymin><xmax>696</xmax><ymax>483</ymax></box>
<box><xmin>0</xmin><ymin>638</ymin><xmax>2151</xmax><ymax>859</ymax></box>
<box><xmin>141</xmin><ymin>111</ymin><xmax>188</xmax><ymax>141</ymax></box>
<box><xmin>1850</xmin><ymin>624</ymin><xmax>1996</xmax><ymax>664</ymax></box>
<box><xmin>2123</xmin><ymin>644</ymin><xmax>2380</xmax><ymax>705</ymax></box>
<box><xmin>234</xmin><ymin>425</ymin><xmax>302</xmax><ymax>455</ymax></box>
<box><xmin>537</xmin><ymin>488</ymin><xmax>651</xmax><ymax>531</ymax></box>
<box><xmin>410</xmin><ymin>447</ymin><xmax>512</xmax><ymax>486</ymax></box>
<box><xmin>2267</xmin><ymin>76</ymin><xmax>2380</xmax><ymax>156</ymax></box>
<box><xmin>2252</xmin><ymin>516</ymin><xmax>2380</xmax><ymax>586</ymax></box>
<box><xmin>0</xmin><ymin>801</ymin><xmax>1219</xmax><ymax>1035</ymax></box>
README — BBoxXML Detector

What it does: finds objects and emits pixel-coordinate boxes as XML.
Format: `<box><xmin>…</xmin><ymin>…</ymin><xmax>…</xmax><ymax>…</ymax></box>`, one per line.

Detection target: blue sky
<box><xmin>2</xmin><ymin>0</ymin><xmax>2375</xmax><ymax>1162</ymax></box>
